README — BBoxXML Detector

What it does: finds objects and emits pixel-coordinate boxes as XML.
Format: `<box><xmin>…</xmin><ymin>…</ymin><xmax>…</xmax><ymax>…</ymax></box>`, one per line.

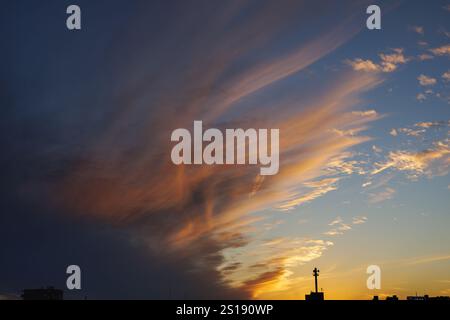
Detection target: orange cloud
<box><xmin>346</xmin><ymin>48</ymin><xmax>408</xmax><ymax>73</ymax></box>
<box><xmin>55</xmin><ymin>71</ymin><xmax>382</xmax><ymax>298</ymax></box>
<box><xmin>418</xmin><ymin>74</ymin><xmax>437</xmax><ymax>86</ymax></box>
<box><xmin>430</xmin><ymin>44</ymin><xmax>450</xmax><ymax>56</ymax></box>
<box><xmin>52</xmin><ymin>3</ymin><xmax>384</xmax><ymax>299</ymax></box>
<box><xmin>372</xmin><ymin>140</ymin><xmax>450</xmax><ymax>178</ymax></box>
<box><xmin>227</xmin><ymin>238</ymin><xmax>334</xmax><ymax>298</ymax></box>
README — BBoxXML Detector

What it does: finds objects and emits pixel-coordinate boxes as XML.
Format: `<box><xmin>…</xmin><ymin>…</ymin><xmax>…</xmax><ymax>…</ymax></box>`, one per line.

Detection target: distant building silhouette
<box><xmin>385</xmin><ymin>295</ymin><xmax>399</xmax><ymax>301</ymax></box>
<box><xmin>407</xmin><ymin>294</ymin><xmax>450</xmax><ymax>301</ymax></box>
<box><xmin>305</xmin><ymin>267</ymin><xmax>324</xmax><ymax>301</ymax></box>
<box><xmin>407</xmin><ymin>294</ymin><xmax>428</xmax><ymax>301</ymax></box>
<box><xmin>21</xmin><ymin>287</ymin><xmax>63</xmax><ymax>300</ymax></box>
<box><xmin>372</xmin><ymin>295</ymin><xmax>379</xmax><ymax>301</ymax></box>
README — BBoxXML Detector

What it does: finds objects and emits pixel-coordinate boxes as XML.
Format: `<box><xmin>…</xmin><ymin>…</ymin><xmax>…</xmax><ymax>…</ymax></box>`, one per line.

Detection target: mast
<box><xmin>313</xmin><ymin>267</ymin><xmax>320</xmax><ymax>293</ymax></box>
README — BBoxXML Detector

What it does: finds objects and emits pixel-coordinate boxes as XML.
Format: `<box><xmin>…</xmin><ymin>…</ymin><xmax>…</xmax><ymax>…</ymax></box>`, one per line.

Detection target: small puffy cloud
<box><xmin>338</xmin><ymin>223</ymin><xmax>352</xmax><ymax>231</ymax></box>
<box><xmin>411</xmin><ymin>26</ymin><xmax>424</xmax><ymax>35</ymax></box>
<box><xmin>352</xmin><ymin>110</ymin><xmax>378</xmax><ymax>117</ymax></box>
<box><xmin>444</xmin><ymin>4</ymin><xmax>450</xmax><ymax>12</ymax></box>
<box><xmin>352</xmin><ymin>216</ymin><xmax>368</xmax><ymax>225</ymax></box>
<box><xmin>416</xmin><ymin>88</ymin><xmax>438</xmax><ymax>101</ymax></box>
<box><xmin>417</xmin><ymin>41</ymin><xmax>428</xmax><ymax>47</ymax></box>
<box><xmin>347</xmin><ymin>48</ymin><xmax>408</xmax><ymax>73</ymax></box>
<box><xmin>379</xmin><ymin>48</ymin><xmax>408</xmax><ymax>72</ymax></box>
<box><xmin>418</xmin><ymin>54</ymin><xmax>433</xmax><ymax>61</ymax></box>
<box><xmin>346</xmin><ymin>58</ymin><xmax>380</xmax><ymax>72</ymax></box>
<box><xmin>442</xmin><ymin>70</ymin><xmax>450</xmax><ymax>81</ymax></box>
<box><xmin>379</xmin><ymin>48</ymin><xmax>407</xmax><ymax>64</ymax></box>
<box><xmin>390</xmin><ymin>128</ymin><xmax>398</xmax><ymax>136</ymax></box>
<box><xmin>323</xmin><ymin>229</ymin><xmax>343</xmax><ymax>236</ymax></box>
<box><xmin>418</xmin><ymin>74</ymin><xmax>437</xmax><ymax>86</ymax></box>
<box><xmin>329</xmin><ymin>216</ymin><xmax>343</xmax><ymax>226</ymax></box>
<box><xmin>416</xmin><ymin>93</ymin><xmax>427</xmax><ymax>101</ymax></box>
<box><xmin>430</xmin><ymin>44</ymin><xmax>450</xmax><ymax>56</ymax></box>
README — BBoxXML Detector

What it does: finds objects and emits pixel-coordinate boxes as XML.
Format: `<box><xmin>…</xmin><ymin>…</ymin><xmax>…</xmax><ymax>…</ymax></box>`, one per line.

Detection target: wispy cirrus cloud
<box><xmin>388</xmin><ymin>121</ymin><xmax>449</xmax><ymax>137</ymax></box>
<box><xmin>277</xmin><ymin>178</ymin><xmax>340</xmax><ymax>210</ymax></box>
<box><xmin>404</xmin><ymin>254</ymin><xmax>450</xmax><ymax>266</ymax></box>
<box><xmin>326</xmin><ymin>151</ymin><xmax>367</xmax><ymax>175</ymax></box>
<box><xmin>368</xmin><ymin>120</ymin><xmax>450</xmax><ymax>205</ymax></box>
<box><xmin>371</xmin><ymin>140</ymin><xmax>450</xmax><ymax>178</ymax></box>
<box><xmin>41</xmin><ymin>1</ymin><xmax>383</xmax><ymax>298</ymax></box>
<box><xmin>323</xmin><ymin>215</ymin><xmax>367</xmax><ymax>236</ymax></box>
<box><xmin>368</xmin><ymin>187</ymin><xmax>396</xmax><ymax>203</ymax></box>
<box><xmin>329</xmin><ymin>216</ymin><xmax>343</xmax><ymax>226</ymax></box>
<box><xmin>352</xmin><ymin>216</ymin><xmax>368</xmax><ymax>224</ymax></box>
<box><xmin>414</xmin><ymin>121</ymin><xmax>449</xmax><ymax>129</ymax></box>
<box><xmin>418</xmin><ymin>53</ymin><xmax>433</xmax><ymax>61</ymax></box>
<box><xmin>397</xmin><ymin>127</ymin><xmax>426</xmax><ymax>137</ymax></box>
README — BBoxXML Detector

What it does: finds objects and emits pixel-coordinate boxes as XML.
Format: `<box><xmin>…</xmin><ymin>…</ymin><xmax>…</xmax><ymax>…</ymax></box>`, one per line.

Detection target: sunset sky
<box><xmin>1</xmin><ymin>0</ymin><xmax>449</xmax><ymax>300</ymax></box>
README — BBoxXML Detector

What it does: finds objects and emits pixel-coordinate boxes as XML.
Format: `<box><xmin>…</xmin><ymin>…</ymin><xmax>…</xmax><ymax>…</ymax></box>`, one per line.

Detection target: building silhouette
<box><xmin>407</xmin><ymin>294</ymin><xmax>450</xmax><ymax>301</ymax></box>
<box><xmin>21</xmin><ymin>287</ymin><xmax>63</xmax><ymax>300</ymax></box>
<box><xmin>305</xmin><ymin>267</ymin><xmax>324</xmax><ymax>301</ymax></box>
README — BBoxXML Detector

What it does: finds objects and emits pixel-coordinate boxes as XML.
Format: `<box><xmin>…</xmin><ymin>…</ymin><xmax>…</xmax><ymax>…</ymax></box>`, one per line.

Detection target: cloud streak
<box><xmin>371</xmin><ymin>140</ymin><xmax>450</xmax><ymax>179</ymax></box>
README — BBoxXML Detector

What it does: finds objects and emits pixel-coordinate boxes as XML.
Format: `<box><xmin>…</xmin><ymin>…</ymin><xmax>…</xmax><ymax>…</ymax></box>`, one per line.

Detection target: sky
<box><xmin>0</xmin><ymin>0</ymin><xmax>449</xmax><ymax>300</ymax></box>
